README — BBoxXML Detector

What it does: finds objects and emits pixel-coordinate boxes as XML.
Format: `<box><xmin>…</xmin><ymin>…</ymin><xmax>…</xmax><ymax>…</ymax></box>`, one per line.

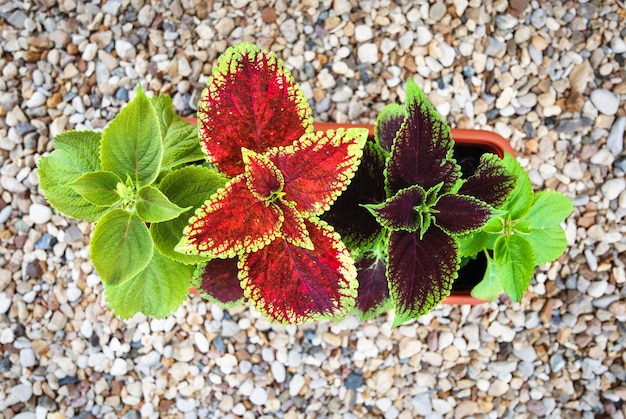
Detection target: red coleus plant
<box><xmin>323</xmin><ymin>79</ymin><xmax>515</xmax><ymax>326</ymax></box>
<box><xmin>176</xmin><ymin>43</ymin><xmax>368</xmax><ymax>324</ymax></box>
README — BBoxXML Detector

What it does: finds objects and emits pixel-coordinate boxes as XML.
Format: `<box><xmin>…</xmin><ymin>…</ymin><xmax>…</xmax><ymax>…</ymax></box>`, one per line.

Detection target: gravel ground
<box><xmin>1</xmin><ymin>0</ymin><xmax>625</xmax><ymax>418</ymax></box>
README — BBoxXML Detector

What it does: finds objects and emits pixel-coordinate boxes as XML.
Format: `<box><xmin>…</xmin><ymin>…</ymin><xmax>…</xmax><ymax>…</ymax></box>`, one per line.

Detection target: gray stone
<box><xmin>280</xmin><ymin>18</ymin><xmax>298</xmax><ymax>43</ymax></box>
<box><xmin>607</xmin><ymin>116</ymin><xmax>625</xmax><ymax>155</ymax></box>
<box><xmin>12</xmin><ymin>383</ymin><xmax>33</xmax><ymax>403</ymax></box>
<box><xmin>602</xmin><ymin>178</ymin><xmax>626</xmax><ymax>201</ymax></box>
<box><xmin>590</xmin><ymin>89</ymin><xmax>619</xmax><ymax>115</ymax></box>
<box><xmin>496</xmin><ymin>14</ymin><xmax>519</xmax><ymax>31</ymax></box>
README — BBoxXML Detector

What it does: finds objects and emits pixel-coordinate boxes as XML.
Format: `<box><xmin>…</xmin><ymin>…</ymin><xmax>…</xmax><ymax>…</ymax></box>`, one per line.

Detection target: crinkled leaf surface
<box><xmin>37</xmin><ymin>131</ymin><xmax>110</xmax><ymax>222</ymax></box>
<box><xmin>500</xmin><ymin>154</ymin><xmax>533</xmax><ymax>220</ymax></box>
<box><xmin>151</xmin><ymin>95</ymin><xmax>203</xmax><ymax>169</ymax></box>
<box><xmin>101</xmin><ymin>87</ymin><xmax>162</xmax><ymax>185</ymax></box>
<box><xmin>269</xmin><ymin>128</ymin><xmax>368</xmax><ymax>216</ymax></box>
<box><xmin>91</xmin><ymin>209</ymin><xmax>153</xmax><ymax>286</ymax></box>
<box><xmin>136</xmin><ymin>185</ymin><xmax>190</xmax><ymax>223</ymax></box>
<box><xmin>178</xmin><ymin>176</ymin><xmax>283</xmax><ymax>258</ymax></box>
<box><xmin>470</xmin><ymin>255</ymin><xmax>503</xmax><ymax>301</ymax></box>
<box><xmin>193</xmin><ymin>258</ymin><xmax>244</xmax><ymax>307</ymax></box>
<box><xmin>385</xmin><ymin>79</ymin><xmax>460</xmax><ymax>195</ymax></box>
<box><xmin>459</xmin><ymin>153</ymin><xmax>516</xmax><ymax>208</ymax></box>
<box><xmin>104</xmin><ymin>249</ymin><xmax>193</xmax><ymax>319</ymax></box>
<box><xmin>198</xmin><ymin>42</ymin><xmax>313</xmax><ymax>176</ymax></box>
<box><xmin>69</xmin><ymin>171</ymin><xmax>122</xmax><ymax>207</ymax></box>
<box><xmin>375</xmin><ymin>103</ymin><xmax>406</xmax><ymax>153</ymax></box>
<box><xmin>321</xmin><ymin>140</ymin><xmax>387</xmax><ymax>252</ymax></box>
<box><xmin>353</xmin><ymin>254</ymin><xmax>391</xmax><ymax>321</ymax></box>
<box><xmin>494</xmin><ymin>234</ymin><xmax>535</xmax><ymax>302</ymax></box>
<box><xmin>239</xmin><ymin>219</ymin><xmax>357</xmax><ymax>324</ymax></box>
<box><xmin>433</xmin><ymin>194</ymin><xmax>492</xmax><ymax>235</ymax></box>
<box><xmin>388</xmin><ymin>227</ymin><xmax>456</xmax><ymax>327</ymax></box>
<box><xmin>151</xmin><ymin>166</ymin><xmax>227</xmax><ymax>264</ymax></box>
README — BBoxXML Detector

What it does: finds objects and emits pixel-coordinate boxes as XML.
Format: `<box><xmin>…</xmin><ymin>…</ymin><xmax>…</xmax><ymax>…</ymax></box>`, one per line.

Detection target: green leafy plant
<box><xmin>460</xmin><ymin>155</ymin><xmax>573</xmax><ymax>302</ymax></box>
<box><xmin>38</xmin><ymin>88</ymin><xmax>225</xmax><ymax>319</ymax></box>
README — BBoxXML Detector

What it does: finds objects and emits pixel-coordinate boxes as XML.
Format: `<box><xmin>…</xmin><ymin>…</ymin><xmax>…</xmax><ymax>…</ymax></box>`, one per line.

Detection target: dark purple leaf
<box><xmin>458</xmin><ymin>153</ymin><xmax>516</xmax><ymax>208</ymax></box>
<box><xmin>353</xmin><ymin>254</ymin><xmax>390</xmax><ymax>320</ymax></box>
<box><xmin>385</xmin><ymin>79</ymin><xmax>460</xmax><ymax>195</ymax></box>
<box><xmin>369</xmin><ymin>185</ymin><xmax>425</xmax><ymax>231</ymax></box>
<box><xmin>321</xmin><ymin>141</ymin><xmax>387</xmax><ymax>251</ymax></box>
<box><xmin>433</xmin><ymin>194</ymin><xmax>492</xmax><ymax>234</ymax></box>
<box><xmin>388</xmin><ymin>227</ymin><xmax>456</xmax><ymax>327</ymax></box>
<box><xmin>375</xmin><ymin>103</ymin><xmax>406</xmax><ymax>153</ymax></box>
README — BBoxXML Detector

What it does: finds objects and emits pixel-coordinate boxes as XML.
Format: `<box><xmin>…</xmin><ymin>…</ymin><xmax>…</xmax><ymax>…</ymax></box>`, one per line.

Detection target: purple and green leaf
<box><xmin>193</xmin><ymin>257</ymin><xmax>245</xmax><ymax>308</ymax></box>
<box><xmin>365</xmin><ymin>185</ymin><xmax>425</xmax><ymax>232</ymax></box>
<box><xmin>198</xmin><ymin>42</ymin><xmax>313</xmax><ymax>177</ymax></box>
<box><xmin>352</xmin><ymin>253</ymin><xmax>391</xmax><ymax>321</ymax></box>
<box><xmin>375</xmin><ymin>103</ymin><xmax>406</xmax><ymax>153</ymax></box>
<box><xmin>432</xmin><ymin>194</ymin><xmax>492</xmax><ymax>235</ymax></box>
<box><xmin>458</xmin><ymin>153</ymin><xmax>516</xmax><ymax>208</ymax></box>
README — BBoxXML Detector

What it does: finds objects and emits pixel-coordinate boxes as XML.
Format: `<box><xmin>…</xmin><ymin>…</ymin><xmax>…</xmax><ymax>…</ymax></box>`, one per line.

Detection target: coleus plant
<box><xmin>460</xmin><ymin>155</ymin><xmax>573</xmax><ymax>302</ymax></box>
<box><xmin>322</xmin><ymin>79</ymin><xmax>517</xmax><ymax>327</ymax></box>
<box><xmin>38</xmin><ymin>88</ymin><xmax>227</xmax><ymax>319</ymax></box>
<box><xmin>175</xmin><ymin>43</ymin><xmax>368</xmax><ymax>324</ymax></box>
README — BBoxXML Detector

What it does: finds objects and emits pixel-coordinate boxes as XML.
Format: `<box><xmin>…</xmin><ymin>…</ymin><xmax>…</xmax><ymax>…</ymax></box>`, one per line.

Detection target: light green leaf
<box><xmin>103</xmin><ymin>249</ymin><xmax>193</xmax><ymax>319</ymax></box>
<box><xmin>101</xmin><ymin>86</ymin><xmax>163</xmax><ymax>185</ymax></box>
<box><xmin>69</xmin><ymin>171</ymin><xmax>123</xmax><ymax>207</ymax></box>
<box><xmin>494</xmin><ymin>234</ymin><xmax>535</xmax><ymax>302</ymax></box>
<box><xmin>483</xmin><ymin>216</ymin><xmax>504</xmax><ymax>234</ymax></box>
<box><xmin>150</xmin><ymin>166</ymin><xmax>228</xmax><ymax>264</ymax></box>
<box><xmin>524</xmin><ymin>224</ymin><xmax>569</xmax><ymax>266</ymax></box>
<box><xmin>470</xmin><ymin>255</ymin><xmax>504</xmax><ymax>301</ymax></box>
<box><xmin>37</xmin><ymin>131</ymin><xmax>110</xmax><ymax>221</ymax></box>
<box><xmin>136</xmin><ymin>185</ymin><xmax>190</xmax><ymax>223</ymax></box>
<box><xmin>91</xmin><ymin>209</ymin><xmax>153</xmax><ymax>286</ymax></box>
<box><xmin>458</xmin><ymin>230</ymin><xmax>488</xmax><ymax>257</ymax></box>
<box><xmin>151</xmin><ymin>95</ymin><xmax>204</xmax><ymax>170</ymax></box>
<box><xmin>501</xmin><ymin>154</ymin><xmax>533</xmax><ymax>220</ymax></box>
<box><xmin>522</xmin><ymin>190</ymin><xmax>574</xmax><ymax>228</ymax></box>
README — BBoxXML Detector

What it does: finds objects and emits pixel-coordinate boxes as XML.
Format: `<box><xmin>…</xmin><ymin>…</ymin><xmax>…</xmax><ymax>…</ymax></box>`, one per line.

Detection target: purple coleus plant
<box><xmin>323</xmin><ymin>79</ymin><xmax>515</xmax><ymax>326</ymax></box>
<box><xmin>175</xmin><ymin>43</ymin><xmax>368</xmax><ymax>324</ymax></box>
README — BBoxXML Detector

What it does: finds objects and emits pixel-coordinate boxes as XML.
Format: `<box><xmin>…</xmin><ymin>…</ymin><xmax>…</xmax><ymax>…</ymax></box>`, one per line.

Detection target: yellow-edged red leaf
<box><xmin>198</xmin><ymin>42</ymin><xmax>313</xmax><ymax>176</ymax></box>
<box><xmin>239</xmin><ymin>219</ymin><xmax>357</xmax><ymax>324</ymax></box>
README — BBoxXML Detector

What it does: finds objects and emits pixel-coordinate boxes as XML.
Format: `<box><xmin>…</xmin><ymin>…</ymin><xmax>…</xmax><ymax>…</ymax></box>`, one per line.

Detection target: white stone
<box><xmin>438</xmin><ymin>42</ymin><xmax>455</xmax><ymax>67</ymax></box>
<box><xmin>29</xmin><ymin>203</ymin><xmax>52</xmax><ymax>224</ymax></box>
<box><xmin>215</xmin><ymin>353</ymin><xmax>238</xmax><ymax>374</ymax></box>
<box><xmin>432</xmin><ymin>398</ymin><xmax>453</xmax><ymax>414</ymax></box>
<box><xmin>66</xmin><ymin>287</ymin><xmax>82</xmax><ymax>303</ymax></box>
<box><xmin>289</xmin><ymin>373</ymin><xmax>305</xmax><ymax>396</ymax></box>
<box><xmin>590</xmin><ymin>89</ymin><xmax>619</xmax><ymax>116</ymax></box>
<box><xmin>331</xmin><ymin>86</ymin><xmax>353</xmax><ymax>102</ymax></box>
<box><xmin>12</xmin><ymin>383</ymin><xmax>33</xmax><ymax>403</ymax></box>
<box><xmin>26</xmin><ymin>91</ymin><xmax>46</xmax><ymax>108</ymax></box>
<box><xmin>0</xmin><ymin>292</ymin><xmax>11</xmax><ymax>314</ymax></box>
<box><xmin>176</xmin><ymin>397</ymin><xmax>196</xmax><ymax>412</ymax></box>
<box><xmin>357</xmin><ymin>43</ymin><xmax>378</xmax><ymax>64</ymax></box>
<box><xmin>0</xmin><ymin>327</ymin><xmax>14</xmax><ymax>343</ymax></box>
<box><xmin>249</xmin><ymin>387</ymin><xmax>268</xmax><ymax>406</ymax></box>
<box><xmin>587</xmin><ymin>280</ymin><xmax>608</xmax><ymax>298</ymax></box>
<box><xmin>354</xmin><ymin>25</ymin><xmax>373</xmax><ymax>42</ymax></box>
<box><xmin>611</xmin><ymin>36</ymin><xmax>626</xmax><ymax>54</ymax></box>
<box><xmin>271</xmin><ymin>360</ymin><xmax>286</xmax><ymax>383</ymax></box>
<box><xmin>115</xmin><ymin>40</ymin><xmax>136</xmax><ymax>60</ymax></box>
<box><xmin>333</xmin><ymin>0</ymin><xmax>352</xmax><ymax>15</ymax></box>
<box><xmin>602</xmin><ymin>178</ymin><xmax>626</xmax><ymax>201</ymax></box>
<box><xmin>80</xmin><ymin>319</ymin><xmax>93</xmax><ymax>338</ymax></box>
<box><xmin>280</xmin><ymin>18</ymin><xmax>298</xmax><ymax>43</ymax></box>
<box><xmin>607</xmin><ymin>116</ymin><xmax>625</xmax><ymax>156</ymax></box>
<box><xmin>20</xmin><ymin>348</ymin><xmax>36</xmax><ymax>368</ymax></box>
<box><xmin>110</xmin><ymin>358</ymin><xmax>128</xmax><ymax>376</ymax></box>
<box><xmin>194</xmin><ymin>331</ymin><xmax>209</xmax><ymax>353</ymax></box>
<box><xmin>82</xmin><ymin>43</ymin><xmax>98</xmax><ymax>61</ymax></box>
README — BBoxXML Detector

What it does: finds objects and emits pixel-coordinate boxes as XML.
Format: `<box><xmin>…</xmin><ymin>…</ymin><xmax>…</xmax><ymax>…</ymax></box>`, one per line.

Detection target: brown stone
<box><xmin>261</xmin><ymin>7</ymin><xmax>277</xmax><ymax>24</ymax></box>
<box><xmin>67</xmin><ymin>43</ymin><xmax>78</xmax><ymax>55</ymax></box>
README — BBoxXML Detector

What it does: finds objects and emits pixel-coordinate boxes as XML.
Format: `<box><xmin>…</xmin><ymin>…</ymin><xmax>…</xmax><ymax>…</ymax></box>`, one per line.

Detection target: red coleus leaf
<box><xmin>459</xmin><ymin>153</ymin><xmax>516</xmax><ymax>208</ymax></box>
<box><xmin>321</xmin><ymin>141</ymin><xmax>387</xmax><ymax>252</ymax></box>
<box><xmin>178</xmin><ymin>176</ymin><xmax>283</xmax><ymax>258</ymax></box>
<box><xmin>239</xmin><ymin>219</ymin><xmax>357</xmax><ymax>324</ymax></box>
<box><xmin>276</xmin><ymin>200</ymin><xmax>313</xmax><ymax>249</ymax></box>
<box><xmin>353</xmin><ymin>254</ymin><xmax>390</xmax><ymax>320</ymax></box>
<box><xmin>243</xmin><ymin>148</ymin><xmax>284</xmax><ymax>202</ymax></box>
<box><xmin>198</xmin><ymin>43</ymin><xmax>313</xmax><ymax>177</ymax></box>
<box><xmin>268</xmin><ymin>128</ymin><xmax>368</xmax><ymax>216</ymax></box>
<box><xmin>388</xmin><ymin>227</ymin><xmax>456</xmax><ymax>327</ymax></box>
<box><xmin>193</xmin><ymin>257</ymin><xmax>244</xmax><ymax>307</ymax></box>
<box><xmin>385</xmin><ymin>79</ymin><xmax>460</xmax><ymax>195</ymax></box>
<box><xmin>433</xmin><ymin>194</ymin><xmax>492</xmax><ymax>235</ymax></box>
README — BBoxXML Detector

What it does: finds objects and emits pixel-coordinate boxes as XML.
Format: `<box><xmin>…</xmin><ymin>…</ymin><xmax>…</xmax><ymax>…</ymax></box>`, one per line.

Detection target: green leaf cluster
<box><xmin>37</xmin><ymin>87</ymin><xmax>226</xmax><ymax>319</ymax></box>
<box><xmin>460</xmin><ymin>154</ymin><xmax>573</xmax><ymax>302</ymax></box>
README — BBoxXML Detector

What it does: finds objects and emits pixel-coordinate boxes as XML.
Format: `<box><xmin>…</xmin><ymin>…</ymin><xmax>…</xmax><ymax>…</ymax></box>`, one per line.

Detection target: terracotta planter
<box><xmin>186</xmin><ymin>118</ymin><xmax>514</xmax><ymax>305</ymax></box>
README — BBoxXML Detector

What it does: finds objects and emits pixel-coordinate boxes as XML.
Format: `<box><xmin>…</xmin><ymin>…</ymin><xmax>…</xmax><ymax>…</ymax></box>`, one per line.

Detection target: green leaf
<box><xmin>101</xmin><ymin>86</ymin><xmax>163</xmax><ymax>185</ymax></box>
<box><xmin>91</xmin><ymin>209</ymin><xmax>153</xmax><ymax>286</ymax></box>
<box><xmin>152</xmin><ymin>95</ymin><xmax>204</xmax><ymax>170</ymax></box>
<box><xmin>500</xmin><ymin>154</ymin><xmax>533</xmax><ymax>220</ymax></box>
<box><xmin>136</xmin><ymin>185</ymin><xmax>191</xmax><ymax>223</ymax></box>
<box><xmin>483</xmin><ymin>216</ymin><xmax>504</xmax><ymax>234</ymax></box>
<box><xmin>522</xmin><ymin>190</ymin><xmax>574</xmax><ymax>228</ymax></box>
<box><xmin>493</xmin><ymin>234</ymin><xmax>535</xmax><ymax>302</ymax></box>
<box><xmin>457</xmin><ymin>230</ymin><xmax>488</xmax><ymax>257</ymax></box>
<box><xmin>104</xmin><ymin>249</ymin><xmax>193</xmax><ymax>319</ymax></box>
<box><xmin>37</xmin><ymin>131</ymin><xmax>110</xmax><ymax>221</ymax></box>
<box><xmin>150</xmin><ymin>166</ymin><xmax>227</xmax><ymax>264</ymax></box>
<box><xmin>470</xmin><ymin>254</ymin><xmax>504</xmax><ymax>301</ymax></box>
<box><xmin>69</xmin><ymin>171</ymin><xmax>123</xmax><ymax>207</ymax></box>
<box><xmin>523</xmin><ymin>224</ymin><xmax>569</xmax><ymax>266</ymax></box>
